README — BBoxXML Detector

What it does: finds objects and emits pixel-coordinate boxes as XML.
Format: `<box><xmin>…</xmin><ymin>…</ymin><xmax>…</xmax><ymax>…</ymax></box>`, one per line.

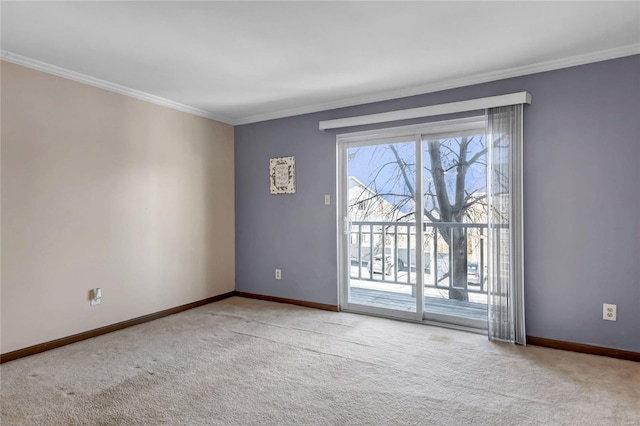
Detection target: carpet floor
<box><xmin>1</xmin><ymin>297</ymin><xmax>639</xmax><ymax>425</ymax></box>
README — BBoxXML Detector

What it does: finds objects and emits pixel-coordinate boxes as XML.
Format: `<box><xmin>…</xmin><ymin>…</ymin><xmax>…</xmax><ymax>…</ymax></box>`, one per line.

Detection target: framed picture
<box><xmin>269</xmin><ymin>156</ymin><xmax>295</xmax><ymax>194</ymax></box>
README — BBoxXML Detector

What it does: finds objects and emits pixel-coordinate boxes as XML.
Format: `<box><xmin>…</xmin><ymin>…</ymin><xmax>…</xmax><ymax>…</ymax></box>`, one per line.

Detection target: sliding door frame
<box><xmin>337</xmin><ymin>117</ymin><xmax>487</xmax><ymax>328</ymax></box>
<box><xmin>338</xmin><ymin>134</ymin><xmax>423</xmax><ymax>321</ymax></box>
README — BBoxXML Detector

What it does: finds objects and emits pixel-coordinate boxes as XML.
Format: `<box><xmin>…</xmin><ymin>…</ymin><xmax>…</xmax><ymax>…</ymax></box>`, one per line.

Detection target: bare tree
<box><xmin>423</xmin><ymin>137</ymin><xmax>486</xmax><ymax>300</ymax></box>
<box><xmin>352</xmin><ymin>136</ymin><xmax>487</xmax><ymax>301</ymax></box>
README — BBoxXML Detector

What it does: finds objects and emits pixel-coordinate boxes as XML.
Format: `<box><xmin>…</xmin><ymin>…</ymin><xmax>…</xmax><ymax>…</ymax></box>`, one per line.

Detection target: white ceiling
<box><xmin>2</xmin><ymin>1</ymin><xmax>639</xmax><ymax>125</ymax></box>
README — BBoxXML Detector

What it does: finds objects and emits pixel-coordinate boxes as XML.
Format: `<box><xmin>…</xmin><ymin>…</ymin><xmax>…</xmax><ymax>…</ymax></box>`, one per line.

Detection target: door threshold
<box><xmin>341</xmin><ymin>308</ymin><xmax>487</xmax><ymax>336</ymax></box>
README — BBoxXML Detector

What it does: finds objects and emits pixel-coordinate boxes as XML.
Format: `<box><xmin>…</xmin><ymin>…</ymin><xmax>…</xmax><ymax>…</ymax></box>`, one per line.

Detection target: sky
<box><xmin>347</xmin><ymin>135</ymin><xmax>487</xmax><ymax>215</ymax></box>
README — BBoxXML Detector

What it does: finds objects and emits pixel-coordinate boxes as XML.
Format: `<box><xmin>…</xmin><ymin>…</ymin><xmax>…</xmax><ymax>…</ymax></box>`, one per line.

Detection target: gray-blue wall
<box><xmin>235</xmin><ymin>55</ymin><xmax>640</xmax><ymax>352</ymax></box>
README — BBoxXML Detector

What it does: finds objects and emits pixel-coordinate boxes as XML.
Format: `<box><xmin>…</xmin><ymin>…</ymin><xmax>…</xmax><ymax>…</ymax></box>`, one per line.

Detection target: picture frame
<box><xmin>269</xmin><ymin>156</ymin><xmax>296</xmax><ymax>194</ymax></box>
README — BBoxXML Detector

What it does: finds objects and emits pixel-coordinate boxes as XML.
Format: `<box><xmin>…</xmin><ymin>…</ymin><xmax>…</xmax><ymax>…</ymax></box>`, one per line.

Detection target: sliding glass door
<box><xmin>341</xmin><ymin>136</ymin><xmax>420</xmax><ymax>319</ymax></box>
<box><xmin>339</xmin><ymin>118</ymin><xmax>489</xmax><ymax>329</ymax></box>
<box><xmin>420</xmin><ymin>128</ymin><xmax>489</xmax><ymax>329</ymax></box>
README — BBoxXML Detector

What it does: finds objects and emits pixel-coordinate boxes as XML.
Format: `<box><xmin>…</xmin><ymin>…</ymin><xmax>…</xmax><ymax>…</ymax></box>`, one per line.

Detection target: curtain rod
<box><xmin>319</xmin><ymin>91</ymin><xmax>531</xmax><ymax>131</ymax></box>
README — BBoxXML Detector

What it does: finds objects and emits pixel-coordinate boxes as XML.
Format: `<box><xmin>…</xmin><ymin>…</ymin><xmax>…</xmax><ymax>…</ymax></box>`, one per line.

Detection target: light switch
<box><xmin>324</xmin><ymin>194</ymin><xmax>330</xmax><ymax>205</ymax></box>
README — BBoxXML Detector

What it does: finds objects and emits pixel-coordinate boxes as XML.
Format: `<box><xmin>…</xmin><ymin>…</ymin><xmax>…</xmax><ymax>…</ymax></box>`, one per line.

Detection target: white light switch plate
<box><xmin>324</xmin><ymin>194</ymin><xmax>330</xmax><ymax>205</ymax></box>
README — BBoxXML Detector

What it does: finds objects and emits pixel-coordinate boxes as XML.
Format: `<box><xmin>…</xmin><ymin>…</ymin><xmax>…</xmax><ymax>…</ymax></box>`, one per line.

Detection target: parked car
<box><xmin>369</xmin><ymin>255</ymin><xmax>398</xmax><ymax>275</ymax></box>
<box><xmin>397</xmin><ymin>250</ymin><xmax>449</xmax><ymax>275</ymax></box>
<box><xmin>467</xmin><ymin>263</ymin><xmax>480</xmax><ymax>285</ymax></box>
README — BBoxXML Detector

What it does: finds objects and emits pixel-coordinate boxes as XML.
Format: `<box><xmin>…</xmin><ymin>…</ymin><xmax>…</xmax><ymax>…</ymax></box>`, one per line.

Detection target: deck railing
<box><xmin>349</xmin><ymin>221</ymin><xmax>488</xmax><ymax>297</ymax></box>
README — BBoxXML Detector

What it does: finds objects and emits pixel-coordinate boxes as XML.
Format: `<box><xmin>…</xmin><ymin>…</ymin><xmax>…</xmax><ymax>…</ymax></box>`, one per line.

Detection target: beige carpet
<box><xmin>1</xmin><ymin>297</ymin><xmax>639</xmax><ymax>425</ymax></box>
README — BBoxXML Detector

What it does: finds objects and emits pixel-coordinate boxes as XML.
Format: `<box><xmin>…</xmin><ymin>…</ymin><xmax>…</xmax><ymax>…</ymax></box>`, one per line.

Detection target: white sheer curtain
<box><xmin>487</xmin><ymin>105</ymin><xmax>526</xmax><ymax>344</ymax></box>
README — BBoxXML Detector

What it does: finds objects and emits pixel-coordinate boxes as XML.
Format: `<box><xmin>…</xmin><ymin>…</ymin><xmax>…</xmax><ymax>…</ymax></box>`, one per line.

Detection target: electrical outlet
<box><xmin>275</xmin><ymin>269</ymin><xmax>282</xmax><ymax>280</ymax></box>
<box><xmin>603</xmin><ymin>303</ymin><xmax>616</xmax><ymax>321</ymax></box>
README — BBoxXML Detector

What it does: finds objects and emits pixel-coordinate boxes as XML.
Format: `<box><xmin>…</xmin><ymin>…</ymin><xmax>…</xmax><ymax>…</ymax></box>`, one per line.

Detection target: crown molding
<box><xmin>235</xmin><ymin>44</ymin><xmax>640</xmax><ymax>125</ymax></box>
<box><xmin>3</xmin><ymin>44</ymin><xmax>638</xmax><ymax>127</ymax></box>
<box><xmin>0</xmin><ymin>50</ymin><xmax>235</xmax><ymax>125</ymax></box>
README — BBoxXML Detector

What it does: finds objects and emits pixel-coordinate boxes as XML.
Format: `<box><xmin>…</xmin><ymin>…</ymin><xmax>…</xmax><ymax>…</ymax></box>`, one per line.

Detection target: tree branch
<box><xmin>389</xmin><ymin>145</ymin><xmax>415</xmax><ymax>198</ymax></box>
<box><xmin>427</xmin><ymin>140</ymin><xmax>452</xmax><ymax>220</ymax></box>
<box><xmin>464</xmin><ymin>147</ymin><xmax>488</xmax><ymax>170</ymax></box>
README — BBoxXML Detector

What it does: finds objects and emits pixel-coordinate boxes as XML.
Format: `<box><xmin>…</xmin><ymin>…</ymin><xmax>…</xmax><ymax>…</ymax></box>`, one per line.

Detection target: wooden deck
<box><xmin>349</xmin><ymin>287</ymin><xmax>488</xmax><ymax>323</ymax></box>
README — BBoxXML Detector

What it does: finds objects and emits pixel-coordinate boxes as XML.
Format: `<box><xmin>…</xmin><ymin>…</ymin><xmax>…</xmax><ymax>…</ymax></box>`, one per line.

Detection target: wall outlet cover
<box><xmin>603</xmin><ymin>303</ymin><xmax>616</xmax><ymax>321</ymax></box>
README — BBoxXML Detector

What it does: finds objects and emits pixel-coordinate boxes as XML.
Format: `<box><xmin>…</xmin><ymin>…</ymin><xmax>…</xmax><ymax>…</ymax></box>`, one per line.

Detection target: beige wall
<box><xmin>1</xmin><ymin>62</ymin><xmax>235</xmax><ymax>354</ymax></box>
